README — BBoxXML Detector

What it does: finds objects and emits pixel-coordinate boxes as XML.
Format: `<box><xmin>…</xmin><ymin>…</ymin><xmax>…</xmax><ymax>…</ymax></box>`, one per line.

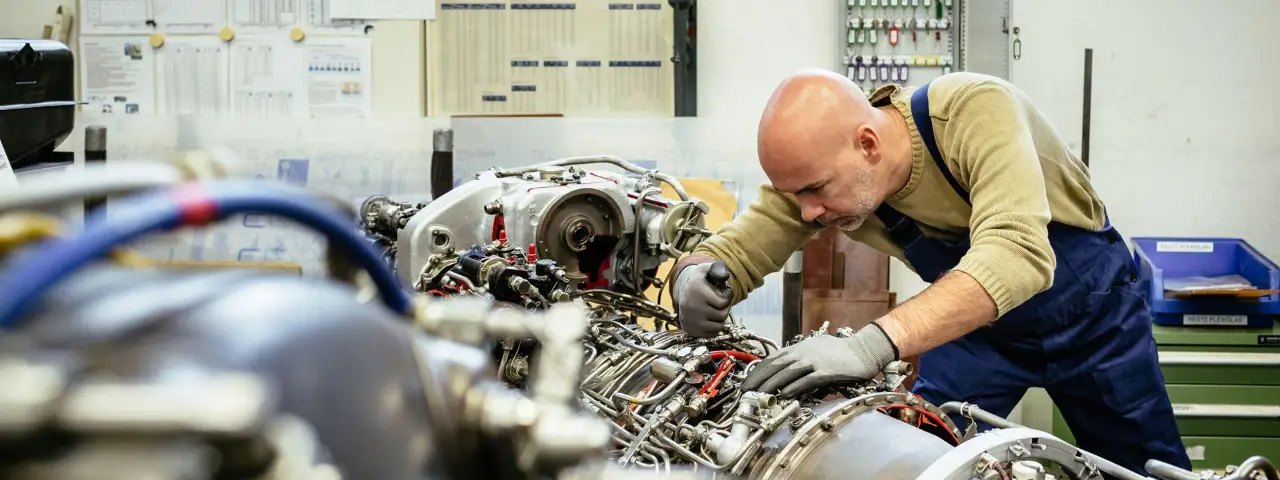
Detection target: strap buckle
<box><xmin>884</xmin><ymin>216</ymin><xmax>922</xmax><ymax>247</ymax></box>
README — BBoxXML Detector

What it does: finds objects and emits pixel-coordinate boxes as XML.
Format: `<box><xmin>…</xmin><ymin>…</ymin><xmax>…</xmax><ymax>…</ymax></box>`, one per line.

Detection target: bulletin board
<box><xmin>425</xmin><ymin>0</ymin><xmax>677</xmax><ymax>117</ymax></box>
<box><xmin>77</xmin><ymin>0</ymin><xmax>375</xmax><ymax>119</ymax></box>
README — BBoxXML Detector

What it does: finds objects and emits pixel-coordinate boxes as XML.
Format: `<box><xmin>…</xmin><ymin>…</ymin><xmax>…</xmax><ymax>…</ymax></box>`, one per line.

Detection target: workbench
<box><xmin>1051</xmin><ymin>322</ymin><xmax>1280</xmax><ymax>471</ymax></box>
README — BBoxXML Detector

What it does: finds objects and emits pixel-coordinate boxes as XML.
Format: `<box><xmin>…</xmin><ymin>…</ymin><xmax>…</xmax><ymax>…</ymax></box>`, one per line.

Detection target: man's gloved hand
<box><xmin>672</xmin><ymin>261</ymin><xmax>733</xmax><ymax>338</ymax></box>
<box><xmin>741</xmin><ymin>323</ymin><xmax>899</xmax><ymax>398</ymax></box>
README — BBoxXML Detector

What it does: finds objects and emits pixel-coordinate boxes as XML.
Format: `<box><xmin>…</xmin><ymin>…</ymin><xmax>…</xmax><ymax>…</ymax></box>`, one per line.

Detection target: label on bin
<box><xmin>1182</xmin><ymin>314</ymin><xmax>1248</xmax><ymax>326</ymax></box>
<box><xmin>1155</xmin><ymin>241</ymin><xmax>1214</xmax><ymax>253</ymax></box>
<box><xmin>1260</xmin><ymin>335</ymin><xmax>1280</xmax><ymax>345</ymax></box>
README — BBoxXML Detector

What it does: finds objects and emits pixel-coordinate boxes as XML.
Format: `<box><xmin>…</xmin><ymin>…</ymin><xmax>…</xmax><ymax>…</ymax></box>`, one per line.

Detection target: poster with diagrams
<box><xmin>79</xmin><ymin>0</ymin><xmax>373</xmax><ymax>118</ymax></box>
<box><xmin>426</xmin><ymin>1</ymin><xmax>676</xmax><ymax>117</ymax></box>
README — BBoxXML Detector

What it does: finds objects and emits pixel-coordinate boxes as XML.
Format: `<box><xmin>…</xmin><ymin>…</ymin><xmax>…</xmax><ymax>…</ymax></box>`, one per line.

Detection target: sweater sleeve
<box><xmin>942</xmin><ymin>82</ymin><xmax>1055</xmax><ymax>316</ymax></box>
<box><xmin>690</xmin><ymin>185</ymin><xmax>823</xmax><ymax>304</ymax></box>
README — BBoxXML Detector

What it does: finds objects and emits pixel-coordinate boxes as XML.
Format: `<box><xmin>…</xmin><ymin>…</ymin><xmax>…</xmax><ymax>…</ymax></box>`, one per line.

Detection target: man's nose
<box><xmin>799</xmin><ymin>200</ymin><xmax>824</xmax><ymax>223</ymax></box>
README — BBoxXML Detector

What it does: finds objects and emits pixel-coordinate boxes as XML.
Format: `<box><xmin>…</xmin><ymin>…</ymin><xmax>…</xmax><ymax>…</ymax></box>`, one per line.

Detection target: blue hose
<box><xmin>0</xmin><ymin>181</ymin><xmax>414</xmax><ymax>329</ymax></box>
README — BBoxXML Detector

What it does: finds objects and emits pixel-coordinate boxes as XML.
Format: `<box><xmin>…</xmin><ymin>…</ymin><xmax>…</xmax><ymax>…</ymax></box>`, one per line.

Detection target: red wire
<box><xmin>709</xmin><ymin>350</ymin><xmax>759</xmax><ymax>362</ymax></box>
<box><xmin>699</xmin><ymin>358</ymin><xmax>734</xmax><ymax>398</ymax></box>
<box><xmin>877</xmin><ymin>403</ymin><xmax>962</xmax><ymax>445</ymax></box>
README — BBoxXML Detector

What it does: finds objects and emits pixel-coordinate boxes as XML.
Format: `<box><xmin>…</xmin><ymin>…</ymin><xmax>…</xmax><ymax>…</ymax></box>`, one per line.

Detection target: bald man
<box><xmin>667</xmin><ymin>70</ymin><xmax>1191</xmax><ymax>476</ymax></box>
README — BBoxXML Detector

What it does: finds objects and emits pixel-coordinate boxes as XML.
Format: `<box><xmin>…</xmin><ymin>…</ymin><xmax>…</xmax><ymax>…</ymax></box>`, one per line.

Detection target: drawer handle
<box><xmin>1159</xmin><ymin>351</ymin><xmax>1280</xmax><ymax>367</ymax></box>
<box><xmin>1172</xmin><ymin>403</ymin><xmax>1280</xmax><ymax>419</ymax></box>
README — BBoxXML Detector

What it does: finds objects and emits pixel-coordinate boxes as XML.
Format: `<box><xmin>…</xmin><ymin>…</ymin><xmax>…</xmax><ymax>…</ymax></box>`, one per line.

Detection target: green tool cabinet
<box><xmin>1051</xmin><ymin>322</ymin><xmax>1280</xmax><ymax>470</ymax></box>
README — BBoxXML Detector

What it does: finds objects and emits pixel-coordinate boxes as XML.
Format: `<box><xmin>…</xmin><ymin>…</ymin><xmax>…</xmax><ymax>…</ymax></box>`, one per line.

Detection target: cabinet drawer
<box><xmin>1166</xmin><ymin>385</ymin><xmax>1280</xmax><ymax>436</ymax></box>
<box><xmin>1182</xmin><ymin>436</ymin><xmax>1280</xmax><ymax>471</ymax></box>
<box><xmin>1159</xmin><ymin>351</ymin><xmax>1280</xmax><ymax>385</ymax></box>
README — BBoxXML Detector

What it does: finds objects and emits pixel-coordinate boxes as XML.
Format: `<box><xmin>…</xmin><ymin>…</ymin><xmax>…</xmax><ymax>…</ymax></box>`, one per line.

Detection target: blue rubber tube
<box><xmin>0</xmin><ymin>181</ymin><xmax>414</xmax><ymax>329</ymax></box>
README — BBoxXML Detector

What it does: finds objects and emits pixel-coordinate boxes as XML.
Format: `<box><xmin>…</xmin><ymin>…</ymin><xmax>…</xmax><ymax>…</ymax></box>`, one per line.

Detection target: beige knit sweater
<box><xmin>692</xmin><ymin>72</ymin><xmax>1108</xmax><ymax>317</ymax></box>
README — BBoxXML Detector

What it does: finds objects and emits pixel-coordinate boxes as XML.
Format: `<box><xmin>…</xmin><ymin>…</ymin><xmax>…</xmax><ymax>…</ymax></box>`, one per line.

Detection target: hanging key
<box><xmin>869</xmin><ymin>56</ymin><xmax>879</xmax><ymax>81</ymax></box>
<box><xmin>878</xmin><ymin>58</ymin><xmax>890</xmax><ymax>81</ymax></box>
<box><xmin>860</xmin><ymin>0</ymin><xmax>867</xmax><ymax>5</ymax></box>
<box><xmin>923</xmin><ymin>0</ymin><xmax>931</xmax><ymax>6</ymax></box>
<box><xmin>911</xmin><ymin>18</ymin><xmax>919</xmax><ymax>43</ymax></box>
<box><xmin>889</xmin><ymin>20</ymin><xmax>901</xmax><ymax>46</ymax></box>
<box><xmin>870</xmin><ymin>0</ymin><xmax>878</xmax><ymax>6</ymax></box>
<box><xmin>899</xmin><ymin>58</ymin><xmax>910</xmax><ymax>82</ymax></box>
<box><xmin>942</xmin><ymin>56</ymin><xmax>952</xmax><ymax>75</ymax></box>
<box><xmin>912</xmin><ymin>0</ymin><xmax>919</xmax><ymax>5</ymax></box>
<box><xmin>869</xmin><ymin>19</ymin><xmax>879</xmax><ymax>44</ymax></box>
<box><xmin>848</xmin><ymin>17</ymin><xmax>859</xmax><ymax>44</ymax></box>
<box><xmin>889</xmin><ymin>59</ymin><xmax>900</xmax><ymax>81</ymax></box>
<box><xmin>856</xmin><ymin>56</ymin><xmax>868</xmax><ymax>82</ymax></box>
<box><xmin>889</xmin><ymin>0</ymin><xmax>898</xmax><ymax>6</ymax></box>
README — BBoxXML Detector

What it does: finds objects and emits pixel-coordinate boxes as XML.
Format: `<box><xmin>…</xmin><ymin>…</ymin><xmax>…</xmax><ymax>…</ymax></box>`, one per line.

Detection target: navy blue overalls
<box><xmin>881</xmin><ymin>82</ymin><xmax>1192</xmax><ymax>477</ymax></box>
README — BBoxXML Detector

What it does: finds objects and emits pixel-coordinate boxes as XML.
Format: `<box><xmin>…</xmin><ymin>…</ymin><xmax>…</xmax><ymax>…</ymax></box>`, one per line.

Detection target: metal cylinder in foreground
<box><xmin>940</xmin><ymin>402</ymin><xmax>1142</xmax><ymax>480</ymax></box>
<box><xmin>749</xmin><ymin>392</ymin><xmax>963</xmax><ymax>480</ymax></box>
<box><xmin>781</xmin><ymin>251</ymin><xmax>803</xmax><ymax>342</ymax></box>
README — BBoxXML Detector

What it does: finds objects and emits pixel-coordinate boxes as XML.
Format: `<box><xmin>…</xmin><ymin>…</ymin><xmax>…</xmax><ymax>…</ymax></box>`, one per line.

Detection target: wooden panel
<box><xmin>801</xmin><ymin>229</ymin><xmax>890</xmax><ymax>291</ymax></box>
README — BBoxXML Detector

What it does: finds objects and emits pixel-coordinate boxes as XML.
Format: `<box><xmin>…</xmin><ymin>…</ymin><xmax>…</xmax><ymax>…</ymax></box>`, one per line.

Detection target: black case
<box><xmin>0</xmin><ymin>39</ymin><xmax>76</xmax><ymax>170</ymax></box>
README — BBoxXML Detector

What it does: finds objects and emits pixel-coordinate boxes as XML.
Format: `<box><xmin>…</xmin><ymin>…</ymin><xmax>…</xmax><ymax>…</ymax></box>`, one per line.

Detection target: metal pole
<box><xmin>1081</xmin><ymin>48</ymin><xmax>1093</xmax><ymax>167</ymax></box>
<box><xmin>431</xmin><ymin>128</ymin><xmax>454</xmax><ymax>200</ymax></box>
<box><xmin>781</xmin><ymin>251</ymin><xmax>804</xmax><ymax>342</ymax></box>
<box><xmin>83</xmin><ymin>125</ymin><xmax>107</xmax><ymax>219</ymax></box>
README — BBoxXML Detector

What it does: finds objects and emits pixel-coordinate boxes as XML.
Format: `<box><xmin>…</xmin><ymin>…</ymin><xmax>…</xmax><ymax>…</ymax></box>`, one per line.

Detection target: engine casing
<box><xmin>397</xmin><ymin>165</ymin><xmax>707</xmax><ymax>293</ymax></box>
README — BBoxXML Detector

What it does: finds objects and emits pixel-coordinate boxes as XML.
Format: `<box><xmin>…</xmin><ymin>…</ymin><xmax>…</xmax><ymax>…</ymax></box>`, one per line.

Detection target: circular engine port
<box><xmin>566</xmin><ymin>219</ymin><xmax>593</xmax><ymax>252</ymax></box>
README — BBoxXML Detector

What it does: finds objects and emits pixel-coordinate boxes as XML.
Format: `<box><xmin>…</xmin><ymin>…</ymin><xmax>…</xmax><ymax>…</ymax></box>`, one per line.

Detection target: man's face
<box><xmin>764</xmin><ymin>142</ymin><xmax>881</xmax><ymax>232</ymax></box>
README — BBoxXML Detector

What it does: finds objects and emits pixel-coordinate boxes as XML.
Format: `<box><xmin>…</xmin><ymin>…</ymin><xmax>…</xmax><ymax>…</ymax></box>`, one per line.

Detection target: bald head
<box><xmin>758</xmin><ymin>69</ymin><xmax>879</xmax><ymax>181</ymax></box>
<box><xmin>757</xmin><ymin>69</ymin><xmax>907</xmax><ymax>230</ymax></box>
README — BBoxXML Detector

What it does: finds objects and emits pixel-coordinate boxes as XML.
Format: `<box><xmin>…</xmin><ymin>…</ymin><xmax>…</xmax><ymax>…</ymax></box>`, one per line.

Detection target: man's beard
<box><xmin>818</xmin><ymin>168</ymin><xmax>879</xmax><ymax>232</ymax></box>
<box><xmin>823</xmin><ymin>213</ymin><xmax>869</xmax><ymax>231</ymax></box>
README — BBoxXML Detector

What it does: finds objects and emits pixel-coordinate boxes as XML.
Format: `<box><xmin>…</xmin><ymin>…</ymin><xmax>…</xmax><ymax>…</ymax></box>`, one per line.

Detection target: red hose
<box><xmin>709</xmin><ymin>350</ymin><xmax>759</xmax><ymax>362</ymax></box>
<box><xmin>699</xmin><ymin>358</ymin><xmax>734</xmax><ymax>398</ymax></box>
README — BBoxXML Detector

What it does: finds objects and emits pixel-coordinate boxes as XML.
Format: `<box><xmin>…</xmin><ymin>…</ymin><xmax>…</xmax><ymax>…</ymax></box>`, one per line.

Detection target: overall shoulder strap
<box><xmin>910</xmin><ymin>82</ymin><xmax>971</xmax><ymax>205</ymax></box>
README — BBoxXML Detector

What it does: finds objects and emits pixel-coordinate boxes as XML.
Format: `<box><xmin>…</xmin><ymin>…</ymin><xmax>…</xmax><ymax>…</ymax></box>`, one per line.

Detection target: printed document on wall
<box><xmin>426</xmin><ymin>1</ymin><xmax>675</xmax><ymax>117</ymax></box>
<box><xmin>305</xmin><ymin>38</ymin><xmax>373</xmax><ymax>118</ymax></box>
<box><xmin>80</xmin><ymin>0</ymin><xmax>152</xmax><ymax>34</ymax></box>
<box><xmin>153</xmin><ymin>0</ymin><xmax>227</xmax><ymax>33</ymax></box>
<box><xmin>230</xmin><ymin>36</ymin><xmax>306</xmax><ymax>117</ymax></box>
<box><xmin>308</xmin><ymin>0</ymin><xmax>371</xmax><ymax>32</ymax></box>
<box><xmin>156</xmin><ymin>37</ymin><xmax>231</xmax><ymax>116</ymax></box>
<box><xmin>331</xmin><ymin>0</ymin><xmax>437</xmax><ymax>20</ymax></box>
<box><xmin>80</xmin><ymin>36</ymin><xmax>157</xmax><ymax>115</ymax></box>
<box><xmin>229</xmin><ymin>0</ymin><xmax>304</xmax><ymax>31</ymax></box>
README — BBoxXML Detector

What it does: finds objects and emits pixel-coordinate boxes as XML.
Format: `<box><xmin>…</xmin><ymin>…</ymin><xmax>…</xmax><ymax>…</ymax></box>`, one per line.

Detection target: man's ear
<box><xmin>855</xmin><ymin>125</ymin><xmax>882</xmax><ymax>165</ymax></box>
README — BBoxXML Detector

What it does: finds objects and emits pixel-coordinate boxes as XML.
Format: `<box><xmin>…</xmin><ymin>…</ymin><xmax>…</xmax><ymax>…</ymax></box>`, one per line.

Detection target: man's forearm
<box><xmin>873</xmin><ymin>270</ymin><xmax>998</xmax><ymax>358</ymax></box>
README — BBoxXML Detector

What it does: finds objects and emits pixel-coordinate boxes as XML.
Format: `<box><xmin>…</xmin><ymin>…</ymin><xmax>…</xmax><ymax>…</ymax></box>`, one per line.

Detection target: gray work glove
<box><xmin>673</xmin><ymin>261</ymin><xmax>733</xmax><ymax>338</ymax></box>
<box><xmin>741</xmin><ymin>323</ymin><xmax>899</xmax><ymax>398</ymax></box>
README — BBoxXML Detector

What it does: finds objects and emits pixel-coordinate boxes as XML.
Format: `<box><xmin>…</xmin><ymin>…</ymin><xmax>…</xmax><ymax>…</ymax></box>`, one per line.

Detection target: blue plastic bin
<box><xmin>1131</xmin><ymin>237</ymin><xmax>1280</xmax><ymax>327</ymax></box>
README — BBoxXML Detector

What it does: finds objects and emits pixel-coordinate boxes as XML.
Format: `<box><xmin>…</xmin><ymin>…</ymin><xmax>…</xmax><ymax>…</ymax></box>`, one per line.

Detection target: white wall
<box><xmin>1010</xmin><ymin>0</ymin><xmax>1280</xmax><ymax>259</ymax></box>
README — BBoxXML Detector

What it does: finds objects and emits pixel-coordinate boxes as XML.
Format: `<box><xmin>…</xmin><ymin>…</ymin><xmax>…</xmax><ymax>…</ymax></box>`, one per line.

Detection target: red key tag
<box><xmin>889</xmin><ymin>25</ymin><xmax>900</xmax><ymax>46</ymax></box>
